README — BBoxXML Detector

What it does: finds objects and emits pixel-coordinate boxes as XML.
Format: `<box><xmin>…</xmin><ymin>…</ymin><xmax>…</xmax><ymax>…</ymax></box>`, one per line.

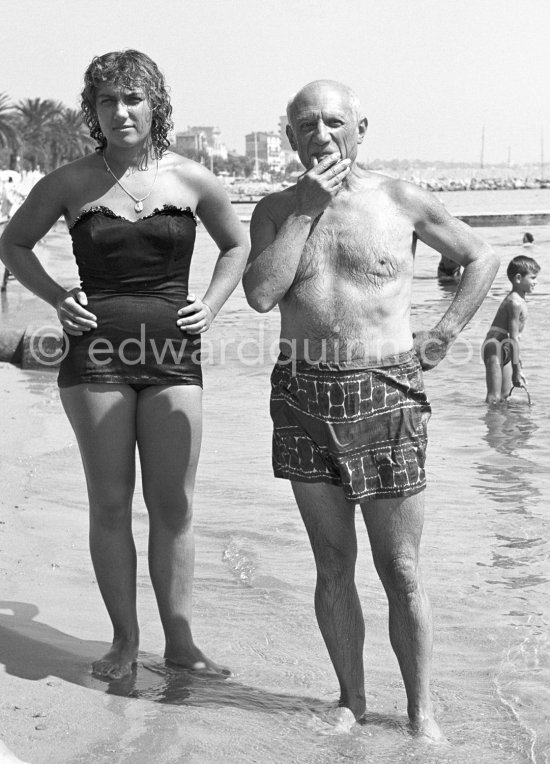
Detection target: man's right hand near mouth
<box><xmin>295</xmin><ymin>152</ymin><xmax>351</xmax><ymax>218</ymax></box>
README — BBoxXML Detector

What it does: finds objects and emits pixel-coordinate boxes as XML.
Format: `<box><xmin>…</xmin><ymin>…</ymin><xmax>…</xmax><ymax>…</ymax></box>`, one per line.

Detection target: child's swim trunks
<box><xmin>482</xmin><ymin>333</ymin><xmax>515</xmax><ymax>367</ymax></box>
<box><xmin>270</xmin><ymin>350</ymin><xmax>431</xmax><ymax>502</ymax></box>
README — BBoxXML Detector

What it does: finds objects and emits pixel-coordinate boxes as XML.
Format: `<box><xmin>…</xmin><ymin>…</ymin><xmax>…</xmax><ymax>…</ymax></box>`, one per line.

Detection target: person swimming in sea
<box><xmin>482</xmin><ymin>255</ymin><xmax>540</xmax><ymax>404</ymax></box>
<box><xmin>437</xmin><ymin>254</ymin><xmax>461</xmax><ymax>282</ymax></box>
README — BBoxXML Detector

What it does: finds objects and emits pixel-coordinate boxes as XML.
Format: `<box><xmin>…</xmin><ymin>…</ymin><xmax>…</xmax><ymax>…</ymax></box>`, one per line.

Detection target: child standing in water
<box><xmin>483</xmin><ymin>255</ymin><xmax>540</xmax><ymax>403</ymax></box>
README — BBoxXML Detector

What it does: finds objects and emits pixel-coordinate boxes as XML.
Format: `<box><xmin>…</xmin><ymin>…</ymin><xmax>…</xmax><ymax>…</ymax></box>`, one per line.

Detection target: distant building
<box><xmin>245</xmin><ymin>131</ymin><xmax>283</xmax><ymax>174</ymax></box>
<box><xmin>174</xmin><ymin>126</ymin><xmax>228</xmax><ymax>161</ymax></box>
<box><xmin>279</xmin><ymin>115</ymin><xmax>299</xmax><ymax>167</ymax></box>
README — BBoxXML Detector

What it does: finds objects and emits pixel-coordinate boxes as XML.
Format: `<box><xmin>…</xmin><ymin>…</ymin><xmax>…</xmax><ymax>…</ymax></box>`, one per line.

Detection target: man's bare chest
<box><xmin>295</xmin><ymin>209</ymin><xmax>412</xmax><ymax>286</ymax></box>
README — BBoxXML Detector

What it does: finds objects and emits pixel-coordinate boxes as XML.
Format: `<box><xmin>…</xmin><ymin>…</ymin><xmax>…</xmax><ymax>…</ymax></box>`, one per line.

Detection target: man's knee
<box><xmin>378</xmin><ymin>553</ymin><xmax>420</xmax><ymax>598</ymax></box>
<box><xmin>313</xmin><ymin>543</ymin><xmax>356</xmax><ymax>585</ymax></box>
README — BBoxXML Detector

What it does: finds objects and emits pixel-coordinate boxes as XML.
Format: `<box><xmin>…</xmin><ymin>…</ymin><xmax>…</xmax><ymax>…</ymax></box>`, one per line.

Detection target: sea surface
<box><xmin>2</xmin><ymin>188</ymin><xmax>549</xmax><ymax>763</ymax></box>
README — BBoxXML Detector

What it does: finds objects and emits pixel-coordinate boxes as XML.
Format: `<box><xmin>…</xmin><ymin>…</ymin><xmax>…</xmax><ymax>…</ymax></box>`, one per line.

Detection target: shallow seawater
<box><xmin>3</xmin><ymin>190</ymin><xmax>550</xmax><ymax>763</ymax></box>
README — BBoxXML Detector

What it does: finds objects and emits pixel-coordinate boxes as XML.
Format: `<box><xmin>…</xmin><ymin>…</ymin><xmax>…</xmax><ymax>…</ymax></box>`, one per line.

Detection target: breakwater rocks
<box><xmin>227</xmin><ymin>176</ymin><xmax>550</xmax><ymax>199</ymax></box>
<box><xmin>0</xmin><ymin>325</ymin><xmax>63</xmax><ymax>369</ymax></box>
<box><xmin>418</xmin><ymin>177</ymin><xmax>550</xmax><ymax>192</ymax></box>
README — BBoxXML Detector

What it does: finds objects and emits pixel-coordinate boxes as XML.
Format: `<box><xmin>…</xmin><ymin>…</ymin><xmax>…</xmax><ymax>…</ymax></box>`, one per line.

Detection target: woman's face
<box><xmin>95</xmin><ymin>82</ymin><xmax>153</xmax><ymax>151</ymax></box>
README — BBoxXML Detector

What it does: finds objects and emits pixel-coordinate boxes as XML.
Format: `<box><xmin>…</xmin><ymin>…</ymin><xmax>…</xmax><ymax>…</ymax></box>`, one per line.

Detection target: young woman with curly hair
<box><xmin>0</xmin><ymin>49</ymin><xmax>248</xmax><ymax>679</ymax></box>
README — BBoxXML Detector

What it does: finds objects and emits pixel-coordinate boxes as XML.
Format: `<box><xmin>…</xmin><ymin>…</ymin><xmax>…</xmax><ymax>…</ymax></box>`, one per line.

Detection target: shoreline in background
<box><xmin>227</xmin><ymin>173</ymin><xmax>550</xmax><ymax>203</ymax></box>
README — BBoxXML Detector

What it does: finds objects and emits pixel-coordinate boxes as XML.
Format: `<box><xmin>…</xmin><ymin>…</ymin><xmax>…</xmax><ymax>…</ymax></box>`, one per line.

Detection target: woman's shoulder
<box><xmin>22</xmin><ymin>154</ymin><xmax>98</xmax><ymax>205</ymax></box>
<box><xmin>43</xmin><ymin>153</ymin><xmax>100</xmax><ymax>190</ymax></box>
<box><xmin>163</xmin><ymin>151</ymin><xmax>216</xmax><ymax>182</ymax></box>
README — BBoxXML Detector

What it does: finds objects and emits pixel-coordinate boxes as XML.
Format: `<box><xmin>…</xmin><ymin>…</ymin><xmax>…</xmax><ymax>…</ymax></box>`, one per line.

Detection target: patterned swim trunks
<box><xmin>270</xmin><ymin>350</ymin><xmax>431</xmax><ymax>502</ymax></box>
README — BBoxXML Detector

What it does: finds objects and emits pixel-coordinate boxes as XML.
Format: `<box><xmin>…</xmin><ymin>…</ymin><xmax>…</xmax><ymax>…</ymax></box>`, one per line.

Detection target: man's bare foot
<box><xmin>164</xmin><ymin>645</ymin><xmax>231</xmax><ymax>676</ymax></box>
<box><xmin>321</xmin><ymin>705</ymin><xmax>357</xmax><ymax>733</ymax></box>
<box><xmin>410</xmin><ymin>715</ymin><xmax>446</xmax><ymax>743</ymax></box>
<box><xmin>92</xmin><ymin>637</ymin><xmax>139</xmax><ymax>679</ymax></box>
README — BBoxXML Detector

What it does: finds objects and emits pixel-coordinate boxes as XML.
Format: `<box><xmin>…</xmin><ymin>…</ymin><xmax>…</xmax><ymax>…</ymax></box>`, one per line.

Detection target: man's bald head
<box><xmin>285</xmin><ymin>79</ymin><xmax>368</xmax><ymax>169</ymax></box>
<box><xmin>286</xmin><ymin>80</ymin><xmax>363</xmax><ymax>125</ymax></box>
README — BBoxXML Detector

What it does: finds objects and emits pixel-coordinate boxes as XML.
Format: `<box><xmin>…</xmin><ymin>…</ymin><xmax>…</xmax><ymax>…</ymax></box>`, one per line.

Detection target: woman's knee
<box><xmin>144</xmin><ymin>489</ymin><xmax>194</xmax><ymax>533</ymax></box>
<box><xmin>88</xmin><ymin>487</ymin><xmax>133</xmax><ymax>528</ymax></box>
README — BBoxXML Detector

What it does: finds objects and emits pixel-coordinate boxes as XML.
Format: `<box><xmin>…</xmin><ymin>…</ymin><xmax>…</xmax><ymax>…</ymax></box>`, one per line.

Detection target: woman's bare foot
<box><xmin>321</xmin><ymin>706</ymin><xmax>357</xmax><ymax>733</ymax></box>
<box><xmin>164</xmin><ymin>644</ymin><xmax>231</xmax><ymax>676</ymax></box>
<box><xmin>92</xmin><ymin>637</ymin><xmax>139</xmax><ymax>679</ymax></box>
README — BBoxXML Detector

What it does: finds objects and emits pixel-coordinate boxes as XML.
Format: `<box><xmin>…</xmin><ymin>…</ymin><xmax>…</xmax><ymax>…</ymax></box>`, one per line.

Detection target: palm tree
<box><xmin>0</xmin><ymin>92</ymin><xmax>19</xmax><ymax>168</ymax></box>
<box><xmin>49</xmin><ymin>108</ymin><xmax>94</xmax><ymax>168</ymax></box>
<box><xmin>15</xmin><ymin>97</ymin><xmax>65</xmax><ymax>171</ymax></box>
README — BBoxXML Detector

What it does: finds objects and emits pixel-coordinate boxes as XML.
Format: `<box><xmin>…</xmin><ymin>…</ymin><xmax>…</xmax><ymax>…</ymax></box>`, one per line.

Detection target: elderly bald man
<box><xmin>243</xmin><ymin>79</ymin><xmax>498</xmax><ymax>739</ymax></box>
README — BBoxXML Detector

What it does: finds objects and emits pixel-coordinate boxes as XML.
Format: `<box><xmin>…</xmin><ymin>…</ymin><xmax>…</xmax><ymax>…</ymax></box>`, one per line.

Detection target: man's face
<box><xmin>287</xmin><ymin>83</ymin><xmax>366</xmax><ymax>170</ymax></box>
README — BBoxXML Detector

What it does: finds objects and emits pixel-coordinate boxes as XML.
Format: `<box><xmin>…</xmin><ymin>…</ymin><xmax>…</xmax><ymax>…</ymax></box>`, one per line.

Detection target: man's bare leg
<box><xmin>292</xmin><ymin>481</ymin><xmax>366</xmax><ymax>720</ymax></box>
<box><xmin>361</xmin><ymin>493</ymin><xmax>443</xmax><ymax>741</ymax></box>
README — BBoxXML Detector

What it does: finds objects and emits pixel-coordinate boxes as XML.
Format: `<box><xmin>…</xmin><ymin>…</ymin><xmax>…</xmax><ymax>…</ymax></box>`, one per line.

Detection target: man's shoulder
<box><xmin>258</xmin><ymin>185</ymin><xmax>296</xmax><ymax>208</ymax></box>
<box><xmin>375</xmin><ymin>173</ymin><xmax>452</xmax><ymax>225</ymax></box>
<box><xmin>348</xmin><ymin>171</ymin><xmax>443</xmax><ymax>226</ymax></box>
<box><xmin>369</xmin><ymin>172</ymin><xmax>429</xmax><ymax>204</ymax></box>
<box><xmin>252</xmin><ymin>186</ymin><xmax>296</xmax><ymax>223</ymax></box>
<box><xmin>353</xmin><ymin>171</ymin><xmax>429</xmax><ymax>207</ymax></box>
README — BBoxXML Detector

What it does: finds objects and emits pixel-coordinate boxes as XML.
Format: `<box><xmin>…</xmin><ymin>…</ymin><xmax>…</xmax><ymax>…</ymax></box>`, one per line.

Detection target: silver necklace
<box><xmin>102</xmin><ymin>153</ymin><xmax>159</xmax><ymax>213</ymax></box>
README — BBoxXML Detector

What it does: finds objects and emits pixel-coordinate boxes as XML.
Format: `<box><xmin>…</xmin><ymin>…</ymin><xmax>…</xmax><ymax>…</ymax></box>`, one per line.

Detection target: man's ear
<box><xmin>357</xmin><ymin>116</ymin><xmax>368</xmax><ymax>144</ymax></box>
<box><xmin>286</xmin><ymin>123</ymin><xmax>298</xmax><ymax>151</ymax></box>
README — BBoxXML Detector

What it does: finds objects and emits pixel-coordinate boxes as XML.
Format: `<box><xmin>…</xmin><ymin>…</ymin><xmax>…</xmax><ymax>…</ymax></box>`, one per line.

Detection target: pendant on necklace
<box><xmin>134</xmin><ymin>201</ymin><xmax>144</xmax><ymax>213</ymax></box>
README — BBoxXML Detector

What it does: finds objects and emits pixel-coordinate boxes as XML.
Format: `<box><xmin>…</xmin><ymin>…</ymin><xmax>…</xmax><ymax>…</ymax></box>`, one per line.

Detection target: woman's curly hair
<box><xmin>81</xmin><ymin>49</ymin><xmax>173</xmax><ymax>157</ymax></box>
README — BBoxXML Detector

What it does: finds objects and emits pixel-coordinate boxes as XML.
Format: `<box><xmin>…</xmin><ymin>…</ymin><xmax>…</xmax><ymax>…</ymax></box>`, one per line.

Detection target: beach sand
<box><xmin>0</xmin><ymin>363</ymin><xmax>108</xmax><ymax>762</ymax></box>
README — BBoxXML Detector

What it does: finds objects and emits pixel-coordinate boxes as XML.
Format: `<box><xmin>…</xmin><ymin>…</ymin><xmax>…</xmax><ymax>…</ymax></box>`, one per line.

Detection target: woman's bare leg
<box><xmin>60</xmin><ymin>384</ymin><xmax>139</xmax><ymax>679</ymax></box>
<box><xmin>136</xmin><ymin>384</ymin><xmax>228</xmax><ymax>674</ymax></box>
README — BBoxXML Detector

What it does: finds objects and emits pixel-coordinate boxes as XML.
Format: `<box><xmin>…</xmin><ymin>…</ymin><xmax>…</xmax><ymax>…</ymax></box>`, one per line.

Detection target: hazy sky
<box><xmin>1</xmin><ymin>0</ymin><xmax>549</xmax><ymax>165</ymax></box>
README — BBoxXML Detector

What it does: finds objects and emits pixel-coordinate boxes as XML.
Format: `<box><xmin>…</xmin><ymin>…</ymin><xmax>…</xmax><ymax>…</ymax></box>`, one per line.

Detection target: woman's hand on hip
<box><xmin>177</xmin><ymin>294</ymin><xmax>214</xmax><ymax>334</ymax></box>
<box><xmin>56</xmin><ymin>288</ymin><xmax>97</xmax><ymax>335</ymax></box>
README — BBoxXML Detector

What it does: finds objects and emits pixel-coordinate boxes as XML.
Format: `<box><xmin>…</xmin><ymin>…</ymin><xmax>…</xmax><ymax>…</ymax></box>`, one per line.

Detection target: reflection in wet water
<box><xmin>101</xmin><ymin>656</ymin><xmax>324</xmax><ymax>714</ymax></box>
<box><xmin>475</xmin><ymin>404</ymin><xmax>542</xmax><ymax>513</ymax></box>
<box><xmin>483</xmin><ymin>404</ymin><xmax>539</xmax><ymax>456</ymax></box>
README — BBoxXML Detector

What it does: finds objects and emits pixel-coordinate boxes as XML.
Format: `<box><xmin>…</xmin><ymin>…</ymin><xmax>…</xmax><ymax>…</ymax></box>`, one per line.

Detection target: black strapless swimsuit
<box><xmin>58</xmin><ymin>204</ymin><xmax>203</xmax><ymax>389</ymax></box>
